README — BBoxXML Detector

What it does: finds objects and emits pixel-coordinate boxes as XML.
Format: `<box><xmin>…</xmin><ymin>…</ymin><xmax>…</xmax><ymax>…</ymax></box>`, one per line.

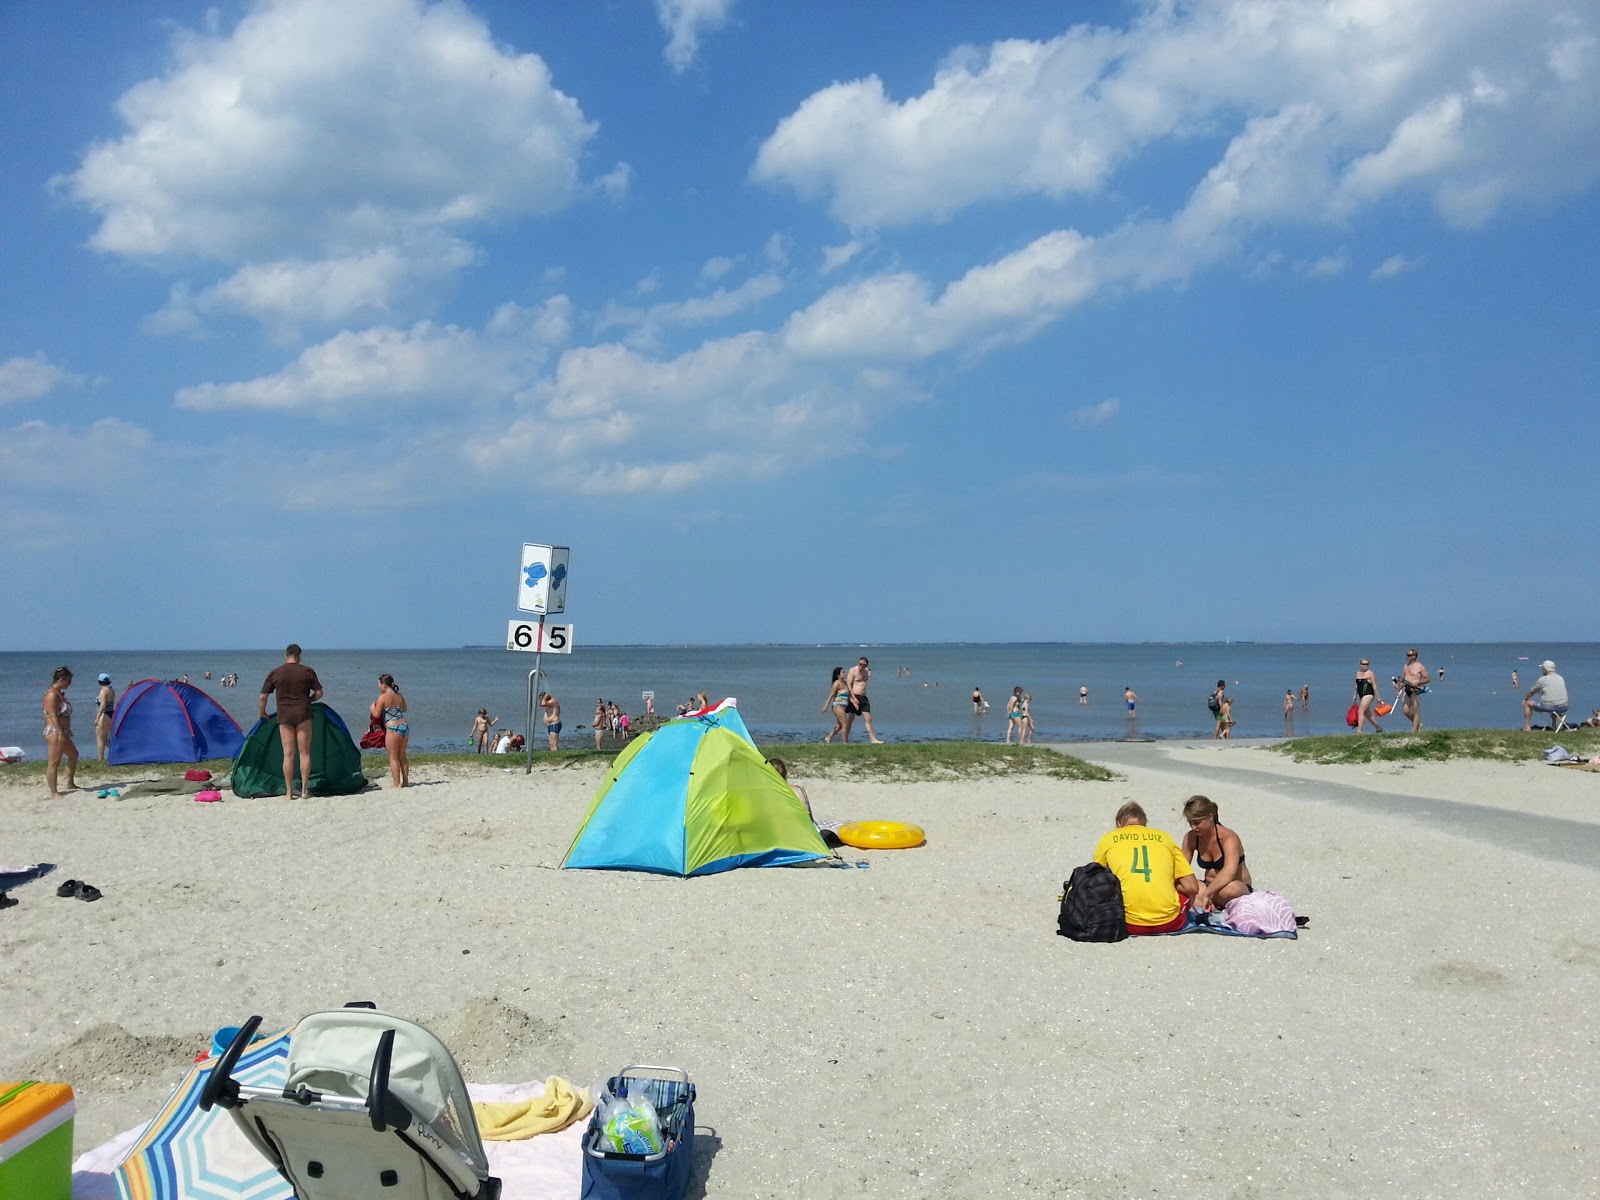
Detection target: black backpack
<box><xmin>1206</xmin><ymin>691</ymin><xmax>1222</xmax><ymax>715</ymax></box>
<box><xmin>1057</xmin><ymin>863</ymin><xmax>1128</xmax><ymax>942</ymax></box>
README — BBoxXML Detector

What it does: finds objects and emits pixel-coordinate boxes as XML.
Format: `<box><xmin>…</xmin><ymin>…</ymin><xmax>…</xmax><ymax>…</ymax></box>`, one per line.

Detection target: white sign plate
<box><xmin>517</xmin><ymin>544</ymin><xmax>570</xmax><ymax>614</ymax></box>
<box><xmin>506</xmin><ymin>621</ymin><xmax>574</xmax><ymax>654</ymax></box>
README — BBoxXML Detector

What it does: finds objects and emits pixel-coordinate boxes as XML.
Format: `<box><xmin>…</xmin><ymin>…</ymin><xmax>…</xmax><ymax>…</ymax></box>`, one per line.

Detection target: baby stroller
<box><xmin>199</xmin><ymin>1004</ymin><xmax>501</xmax><ymax>1200</ymax></box>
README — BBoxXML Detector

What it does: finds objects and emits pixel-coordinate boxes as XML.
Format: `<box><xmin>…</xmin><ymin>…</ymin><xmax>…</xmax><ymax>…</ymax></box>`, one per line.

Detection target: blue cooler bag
<box><xmin>581</xmin><ymin>1066</ymin><xmax>695</xmax><ymax>1200</ymax></box>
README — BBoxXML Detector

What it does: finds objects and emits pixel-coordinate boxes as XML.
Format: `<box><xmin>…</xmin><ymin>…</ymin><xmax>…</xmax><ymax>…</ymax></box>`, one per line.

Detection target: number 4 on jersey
<box><xmin>1130</xmin><ymin>844</ymin><xmax>1152</xmax><ymax>882</ymax></box>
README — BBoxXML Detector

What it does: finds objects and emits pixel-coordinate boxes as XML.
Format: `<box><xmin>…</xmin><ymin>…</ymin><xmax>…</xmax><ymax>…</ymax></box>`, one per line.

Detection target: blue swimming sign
<box><xmin>517</xmin><ymin>544</ymin><xmax>570</xmax><ymax>614</ymax></box>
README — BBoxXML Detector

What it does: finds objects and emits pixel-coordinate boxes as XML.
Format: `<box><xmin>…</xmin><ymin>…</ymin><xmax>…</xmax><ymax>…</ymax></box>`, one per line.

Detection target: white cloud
<box><xmin>1069</xmin><ymin>398</ymin><xmax>1121</xmax><ymax>428</ymax></box>
<box><xmin>0</xmin><ymin>354</ymin><xmax>87</xmax><ymax>405</ymax></box>
<box><xmin>1371</xmin><ymin>254</ymin><xmax>1419</xmax><ymax>280</ymax></box>
<box><xmin>59</xmin><ymin>0</ymin><xmax>596</xmax><ymax>326</ymax></box>
<box><xmin>173</xmin><ymin>321</ymin><xmax>526</xmax><ymax>417</ymax></box>
<box><xmin>1305</xmin><ymin>252</ymin><xmax>1348</xmax><ymax>278</ymax></box>
<box><xmin>700</xmin><ymin>255</ymin><xmax>740</xmax><ymax>282</ymax></box>
<box><xmin>595</xmin><ymin>162</ymin><xmax>633</xmax><ymax>200</ymax></box>
<box><xmin>763</xmin><ymin>233</ymin><xmax>792</xmax><ymax>268</ymax></box>
<box><xmin>753</xmin><ymin>2</ymin><xmax>1600</xmax><ymax>232</ymax></box>
<box><xmin>600</xmin><ymin>274</ymin><xmax>785</xmax><ymax>346</ymax></box>
<box><xmin>821</xmin><ymin>241</ymin><xmax>863</xmax><ymax>273</ymax></box>
<box><xmin>655</xmin><ymin>0</ymin><xmax>736</xmax><ymax>74</ymax></box>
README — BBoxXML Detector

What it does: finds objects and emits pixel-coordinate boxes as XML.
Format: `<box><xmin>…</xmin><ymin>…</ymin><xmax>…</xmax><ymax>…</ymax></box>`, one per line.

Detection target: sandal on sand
<box><xmin>56</xmin><ymin>879</ymin><xmax>83</xmax><ymax>897</ymax></box>
<box><xmin>78</xmin><ymin>884</ymin><xmax>103</xmax><ymax>902</ymax></box>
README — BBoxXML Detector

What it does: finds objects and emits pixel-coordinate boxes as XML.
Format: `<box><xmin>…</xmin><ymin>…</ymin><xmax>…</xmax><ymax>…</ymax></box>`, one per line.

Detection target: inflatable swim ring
<box><xmin>836</xmin><ymin>820</ymin><xmax>925</xmax><ymax>850</ymax></box>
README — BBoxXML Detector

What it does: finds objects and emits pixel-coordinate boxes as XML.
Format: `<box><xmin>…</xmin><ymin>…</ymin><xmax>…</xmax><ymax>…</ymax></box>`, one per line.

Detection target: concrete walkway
<box><xmin>1054</xmin><ymin>738</ymin><xmax>1600</xmax><ymax>871</ymax></box>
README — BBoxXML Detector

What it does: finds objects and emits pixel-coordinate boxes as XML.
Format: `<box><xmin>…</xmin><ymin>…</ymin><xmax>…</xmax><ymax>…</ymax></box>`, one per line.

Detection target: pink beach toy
<box><xmin>193</xmin><ymin>790</ymin><xmax>223</xmax><ymax>803</ymax></box>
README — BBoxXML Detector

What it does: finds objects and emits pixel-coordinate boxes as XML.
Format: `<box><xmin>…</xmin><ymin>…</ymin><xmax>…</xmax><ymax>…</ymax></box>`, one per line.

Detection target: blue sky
<box><xmin>3</xmin><ymin>0</ymin><xmax>1597</xmax><ymax>651</ymax></box>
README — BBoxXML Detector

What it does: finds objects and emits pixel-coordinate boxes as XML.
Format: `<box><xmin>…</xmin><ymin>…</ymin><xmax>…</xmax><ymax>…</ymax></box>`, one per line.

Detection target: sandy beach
<box><xmin>3</xmin><ymin>743</ymin><xmax>1598</xmax><ymax>1198</ymax></box>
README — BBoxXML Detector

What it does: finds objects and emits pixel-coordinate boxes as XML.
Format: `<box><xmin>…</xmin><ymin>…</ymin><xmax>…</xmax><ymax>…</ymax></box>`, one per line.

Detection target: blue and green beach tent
<box><xmin>562</xmin><ymin>703</ymin><xmax>829</xmax><ymax>877</ymax></box>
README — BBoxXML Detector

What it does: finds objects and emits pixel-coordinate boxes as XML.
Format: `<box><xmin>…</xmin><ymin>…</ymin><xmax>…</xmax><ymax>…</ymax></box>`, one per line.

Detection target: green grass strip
<box><xmin>1273</xmin><ymin>727</ymin><xmax>1600</xmax><ymax>765</ymax></box>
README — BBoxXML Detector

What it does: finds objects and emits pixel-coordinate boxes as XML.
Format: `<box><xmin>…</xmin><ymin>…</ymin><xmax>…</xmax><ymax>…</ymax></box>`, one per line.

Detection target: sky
<box><xmin>2</xmin><ymin>0</ymin><xmax>1598</xmax><ymax>651</ymax></box>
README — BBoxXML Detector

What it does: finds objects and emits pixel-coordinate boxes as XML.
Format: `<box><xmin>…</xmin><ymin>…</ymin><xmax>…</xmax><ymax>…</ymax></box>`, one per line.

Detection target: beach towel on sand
<box><xmin>474</xmin><ymin>1077</ymin><xmax>592</xmax><ymax>1139</ymax></box>
<box><xmin>0</xmin><ymin>862</ymin><xmax>57</xmax><ymax>891</ymax></box>
<box><xmin>1151</xmin><ymin>911</ymin><xmax>1299</xmax><ymax>939</ymax></box>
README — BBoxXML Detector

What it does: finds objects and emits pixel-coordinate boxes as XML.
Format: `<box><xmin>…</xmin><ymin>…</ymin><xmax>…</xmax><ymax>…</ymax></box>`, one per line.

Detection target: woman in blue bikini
<box><xmin>371</xmin><ymin>674</ymin><xmax>409</xmax><ymax>788</ymax></box>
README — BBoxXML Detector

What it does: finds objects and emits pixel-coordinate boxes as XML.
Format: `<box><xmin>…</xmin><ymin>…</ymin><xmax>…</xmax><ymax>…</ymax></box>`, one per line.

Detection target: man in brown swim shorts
<box><xmin>260</xmin><ymin>643</ymin><xmax>323</xmax><ymax>799</ymax></box>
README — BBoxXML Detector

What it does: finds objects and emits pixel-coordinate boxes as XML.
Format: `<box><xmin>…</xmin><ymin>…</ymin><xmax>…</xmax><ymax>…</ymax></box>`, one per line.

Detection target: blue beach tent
<box><xmin>107</xmin><ymin>679</ymin><xmax>245</xmax><ymax>765</ymax></box>
<box><xmin>562</xmin><ymin>703</ymin><xmax>830</xmax><ymax>877</ymax></box>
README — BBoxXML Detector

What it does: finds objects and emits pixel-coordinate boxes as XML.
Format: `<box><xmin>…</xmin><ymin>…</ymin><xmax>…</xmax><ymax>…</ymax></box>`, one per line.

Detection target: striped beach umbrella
<box><xmin>112</xmin><ymin>1028</ymin><xmax>293</xmax><ymax>1200</ymax></box>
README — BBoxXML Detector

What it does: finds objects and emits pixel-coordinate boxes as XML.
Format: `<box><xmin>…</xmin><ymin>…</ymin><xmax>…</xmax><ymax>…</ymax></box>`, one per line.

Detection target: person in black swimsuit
<box><xmin>1181</xmin><ymin>795</ymin><xmax>1253</xmax><ymax>908</ymax></box>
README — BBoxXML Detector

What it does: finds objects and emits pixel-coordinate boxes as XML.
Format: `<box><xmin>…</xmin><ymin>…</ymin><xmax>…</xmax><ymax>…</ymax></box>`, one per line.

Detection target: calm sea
<box><xmin>1</xmin><ymin>643</ymin><xmax>1593</xmax><ymax>759</ymax></box>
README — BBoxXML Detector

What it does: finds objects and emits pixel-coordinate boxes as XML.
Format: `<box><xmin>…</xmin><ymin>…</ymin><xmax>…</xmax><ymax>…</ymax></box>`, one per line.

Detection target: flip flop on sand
<box><xmin>55</xmin><ymin>879</ymin><xmax>83</xmax><ymax>897</ymax></box>
<box><xmin>78</xmin><ymin>884</ymin><xmax>102</xmax><ymax>902</ymax></box>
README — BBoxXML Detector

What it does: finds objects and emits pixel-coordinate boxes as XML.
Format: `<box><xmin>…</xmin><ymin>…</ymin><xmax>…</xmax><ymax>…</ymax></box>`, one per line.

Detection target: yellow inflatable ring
<box><xmin>836</xmin><ymin>820</ymin><xmax>925</xmax><ymax>850</ymax></box>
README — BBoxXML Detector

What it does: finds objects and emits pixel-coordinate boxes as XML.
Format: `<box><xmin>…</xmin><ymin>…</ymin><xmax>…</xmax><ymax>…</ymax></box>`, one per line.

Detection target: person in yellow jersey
<box><xmin>1093</xmin><ymin>801</ymin><xmax>1203</xmax><ymax>935</ymax></box>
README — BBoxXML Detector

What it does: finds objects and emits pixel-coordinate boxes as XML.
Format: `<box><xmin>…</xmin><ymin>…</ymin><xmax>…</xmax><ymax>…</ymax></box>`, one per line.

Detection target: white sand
<box><xmin>3</xmin><ymin>749</ymin><xmax>1598</xmax><ymax>1198</ymax></box>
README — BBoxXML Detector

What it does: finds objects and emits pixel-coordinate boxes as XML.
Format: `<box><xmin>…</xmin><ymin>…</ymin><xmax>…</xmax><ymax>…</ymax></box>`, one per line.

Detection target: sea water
<box><xmin>1</xmin><ymin>642</ymin><xmax>1592</xmax><ymax>758</ymax></box>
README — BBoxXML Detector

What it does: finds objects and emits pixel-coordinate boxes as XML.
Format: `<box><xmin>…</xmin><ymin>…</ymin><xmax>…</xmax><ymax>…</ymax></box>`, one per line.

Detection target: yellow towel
<box><xmin>473</xmin><ymin>1077</ymin><xmax>594</xmax><ymax>1140</ymax></box>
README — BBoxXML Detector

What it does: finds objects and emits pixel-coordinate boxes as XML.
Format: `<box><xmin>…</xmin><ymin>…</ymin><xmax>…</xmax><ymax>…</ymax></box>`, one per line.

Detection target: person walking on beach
<box><xmin>1353</xmin><ymin>657</ymin><xmax>1382</xmax><ymax>734</ymax></box>
<box><xmin>370</xmin><ymin>673</ymin><xmax>409</xmax><ymax>788</ymax></box>
<box><xmin>1005</xmin><ymin>687</ymin><xmax>1025</xmax><ymax>744</ymax></box>
<box><xmin>1210</xmin><ymin>680</ymin><xmax>1227</xmax><ymax>738</ymax></box>
<box><xmin>93</xmin><ymin>672</ymin><xmax>116</xmax><ymax>763</ymax></box>
<box><xmin>42</xmin><ymin>666</ymin><xmax>79</xmax><ymax>797</ymax></box>
<box><xmin>1399</xmin><ymin>648</ymin><xmax>1431</xmax><ymax>731</ymax></box>
<box><xmin>1021</xmin><ymin>693</ymin><xmax>1035</xmax><ymax>745</ymax></box>
<box><xmin>1511</xmin><ymin>668</ymin><xmax>1519</xmax><ymax>689</ymax></box>
<box><xmin>260</xmin><ymin>644</ymin><xmax>323</xmax><ymax>799</ymax></box>
<box><xmin>593</xmin><ymin>698</ymin><xmax>608</xmax><ymax>749</ymax></box>
<box><xmin>822</xmin><ymin>667</ymin><xmax>850</xmax><ymax>743</ymax></box>
<box><xmin>540</xmin><ymin>692</ymin><xmax>561</xmax><ymax>750</ymax></box>
<box><xmin>845</xmin><ymin>657</ymin><xmax>885</xmax><ymax>743</ymax></box>
<box><xmin>1300</xmin><ymin>684</ymin><xmax>1309</xmax><ymax>711</ymax></box>
<box><xmin>972</xmin><ymin>686</ymin><xmax>986</xmax><ymax>715</ymax></box>
<box><xmin>1124</xmin><ymin>686</ymin><xmax>1138</xmax><ymax>714</ymax></box>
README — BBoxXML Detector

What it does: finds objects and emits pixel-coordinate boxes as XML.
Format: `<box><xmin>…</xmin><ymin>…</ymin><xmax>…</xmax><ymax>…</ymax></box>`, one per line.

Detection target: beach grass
<box><xmin>1274</xmin><ymin>726</ymin><xmax>1600</xmax><ymax>764</ymax></box>
<box><xmin>2</xmin><ymin>743</ymin><xmax>1116</xmax><ymax>786</ymax></box>
<box><xmin>757</xmin><ymin>741</ymin><xmax>1118</xmax><ymax>781</ymax></box>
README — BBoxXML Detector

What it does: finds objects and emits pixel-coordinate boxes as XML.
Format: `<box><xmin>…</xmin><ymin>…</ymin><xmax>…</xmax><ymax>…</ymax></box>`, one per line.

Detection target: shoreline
<box><xmin>3</xmin><ymin>748</ymin><xmax>1598</xmax><ymax>1197</ymax></box>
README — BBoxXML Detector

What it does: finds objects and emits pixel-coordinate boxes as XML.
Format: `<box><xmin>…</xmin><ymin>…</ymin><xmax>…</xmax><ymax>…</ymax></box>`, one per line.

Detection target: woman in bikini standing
<box><xmin>371</xmin><ymin>674</ymin><xmax>409</xmax><ymax>788</ymax></box>
<box><xmin>94</xmin><ymin>672</ymin><xmax>116</xmax><ymax>763</ymax></box>
<box><xmin>1020</xmin><ymin>693</ymin><xmax>1035</xmax><ymax>745</ymax></box>
<box><xmin>1181</xmin><ymin>795</ymin><xmax>1254</xmax><ymax>909</ymax></box>
<box><xmin>43</xmin><ymin>666</ymin><xmax>79</xmax><ymax>798</ymax></box>
<box><xmin>1004</xmin><ymin>687</ymin><xmax>1025</xmax><ymax>745</ymax></box>
<box><xmin>822</xmin><ymin>667</ymin><xmax>850</xmax><ymax>743</ymax></box>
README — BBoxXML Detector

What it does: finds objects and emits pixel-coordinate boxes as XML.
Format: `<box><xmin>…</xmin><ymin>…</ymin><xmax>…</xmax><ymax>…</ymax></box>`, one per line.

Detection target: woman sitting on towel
<box><xmin>371</xmin><ymin>674</ymin><xmax>409</xmax><ymax>789</ymax></box>
<box><xmin>1181</xmin><ymin>795</ymin><xmax>1253</xmax><ymax>907</ymax></box>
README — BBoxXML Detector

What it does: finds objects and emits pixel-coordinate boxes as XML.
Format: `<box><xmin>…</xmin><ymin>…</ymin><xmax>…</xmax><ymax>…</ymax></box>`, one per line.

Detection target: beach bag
<box><xmin>1206</xmin><ymin>692</ymin><xmax>1222</xmax><ymax>716</ymax></box>
<box><xmin>1374</xmin><ymin>701</ymin><xmax>1393</xmax><ymax>717</ymax></box>
<box><xmin>1057</xmin><ymin>863</ymin><xmax>1127</xmax><ymax>942</ymax></box>
<box><xmin>359</xmin><ymin>716</ymin><xmax>386</xmax><ymax>750</ymax></box>
<box><xmin>1345</xmin><ymin>702</ymin><xmax>1360</xmax><ymax>728</ymax></box>
<box><xmin>1225</xmin><ymin>890</ymin><xmax>1297</xmax><ymax>934</ymax></box>
<box><xmin>184</xmin><ymin>768</ymin><xmax>212</xmax><ymax>782</ymax></box>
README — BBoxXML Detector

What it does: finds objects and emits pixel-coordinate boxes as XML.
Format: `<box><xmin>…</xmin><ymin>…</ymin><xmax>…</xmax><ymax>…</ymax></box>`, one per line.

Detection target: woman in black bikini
<box><xmin>1181</xmin><ymin>795</ymin><xmax>1253</xmax><ymax>908</ymax></box>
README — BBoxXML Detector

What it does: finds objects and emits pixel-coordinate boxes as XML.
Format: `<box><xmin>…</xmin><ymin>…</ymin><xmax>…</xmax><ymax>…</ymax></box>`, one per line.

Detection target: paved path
<box><xmin>1054</xmin><ymin>739</ymin><xmax>1600</xmax><ymax>872</ymax></box>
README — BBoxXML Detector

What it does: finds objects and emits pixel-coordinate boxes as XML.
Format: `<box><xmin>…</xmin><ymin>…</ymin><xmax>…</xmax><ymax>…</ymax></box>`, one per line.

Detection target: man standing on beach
<box><xmin>540</xmin><ymin>692</ymin><xmax>562</xmax><ymax>751</ymax></box>
<box><xmin>260</xmin><ymin>643</ymin><xmax>322</xmax><ymax>800</ymax></box>
<box><xmin>1124</xmin><ymin>686</ymin><xmax>1138</xmax><ymax>714</ymax></box>
<box><xmin>845</xmin><ymin>657</ymin><xmax>885</xmax><ymax>744</ymax></box>
<box><xmin>1399</xmin><ymin>648</ymin><xmax>1431</xmax><ymax>732</ymax></box>
<box><xmin>1093</xmin><ymin>802</ymin><xmax>1202</xmax><ymax>935</ymax></box>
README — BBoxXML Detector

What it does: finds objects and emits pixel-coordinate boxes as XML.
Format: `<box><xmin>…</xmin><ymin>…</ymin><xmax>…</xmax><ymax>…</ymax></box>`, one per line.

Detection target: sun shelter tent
<box><xmin>232</xmin><ymin>702</ymin><xmax>367</xmax><ymax>797</ymax></box>
<box><xmin>562</xmin><ymin>702</ymin><xmax>829</xmax><ymax>876</ymax></box>
<box><xmin>108</xmin><ymin>679</ymin><xmax>245</xmax><ymax>765</ymax></box>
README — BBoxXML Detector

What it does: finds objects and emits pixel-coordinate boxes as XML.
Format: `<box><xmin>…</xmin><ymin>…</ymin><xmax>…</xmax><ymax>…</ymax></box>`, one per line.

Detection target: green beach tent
<box><xmin>232</xmin><ymin>702</ymin><xmax>368</xmax><ymax>798</ymax></box>
<box><xmin>562</xmin><ymin>703</ymin><xmax>829</xmax><ymax>877</ymax></box>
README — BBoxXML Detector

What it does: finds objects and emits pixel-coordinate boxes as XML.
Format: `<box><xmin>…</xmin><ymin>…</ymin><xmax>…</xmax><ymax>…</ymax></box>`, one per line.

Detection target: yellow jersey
<box><xmin>1093</xmin><ymin>825</ymin><xmax>1194</xmax><ymax>927</ymax></box>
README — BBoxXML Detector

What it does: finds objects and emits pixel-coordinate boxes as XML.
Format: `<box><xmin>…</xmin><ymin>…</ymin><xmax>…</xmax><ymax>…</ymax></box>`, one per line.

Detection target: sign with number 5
<box><xmin>505</xmin><ymin>621</ymin><xmax>575</xmax><ymax>654</ymax></box>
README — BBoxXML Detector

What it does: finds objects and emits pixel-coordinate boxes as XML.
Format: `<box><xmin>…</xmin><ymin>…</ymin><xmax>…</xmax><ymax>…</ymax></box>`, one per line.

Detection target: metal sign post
<box><xmin>506</xmin><ymin>618</ymin><xmax>575</xmax><ymax>773</ymax></box>
<box><xmin>510</xmin><ymin>544</ymin><xmax>572</xmax><ymax>773</ymax></box>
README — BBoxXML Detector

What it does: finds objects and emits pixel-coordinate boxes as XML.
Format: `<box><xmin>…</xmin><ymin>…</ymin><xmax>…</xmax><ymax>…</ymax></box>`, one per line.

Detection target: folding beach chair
<box><xmin>200</xmin><ymin>1005</ymin><xmax>501</xmax><ymax>1200</ymax></box>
